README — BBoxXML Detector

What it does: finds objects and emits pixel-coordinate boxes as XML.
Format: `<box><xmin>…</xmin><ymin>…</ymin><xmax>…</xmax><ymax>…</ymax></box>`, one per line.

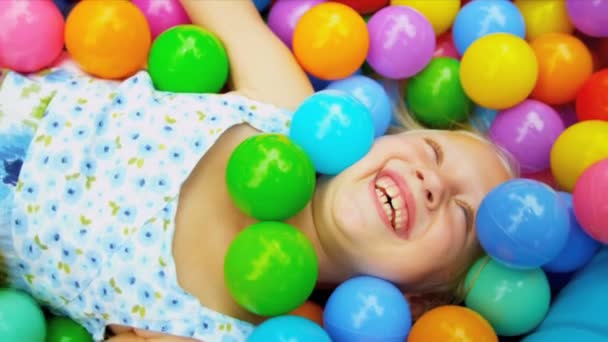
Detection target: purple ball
<box><xmin>566</xmin><ymin>0</ymin><xmax>608</xmax><ymax>37</ymax></box>
<box><xmin>366</xmin><ymin>6</ymin><xmax>435</xmax><ymax>79</ymax></box>
<box><xmin>132</xmin><ymin>0</ymin><xmax>191</xmax><ymax>39</ymax></box>
<box><xmin>489</xmin><ymin>100</ymin><xmax>565</xmax><ymax>174</ymax></box>
<box><xmin>267</xmin><ymin>0</ymin><xmax>326</xmax><ymax>49</ymax></box>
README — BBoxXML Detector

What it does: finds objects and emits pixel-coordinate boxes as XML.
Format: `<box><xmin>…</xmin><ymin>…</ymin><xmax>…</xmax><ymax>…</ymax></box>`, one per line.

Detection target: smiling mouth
<box><xmin>375</xmin><ymin>176</ymin><xmax>408</xmax><ymax>234</ymax></box>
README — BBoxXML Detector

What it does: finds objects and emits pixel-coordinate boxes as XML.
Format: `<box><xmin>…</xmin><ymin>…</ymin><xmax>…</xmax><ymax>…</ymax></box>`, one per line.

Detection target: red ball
<box><xmin>576</xmin><ymin>69</ymin><xmax>608</xmax><ymax>121</ymax></box>
<box><xmin>333</xmin><ymin>0</ymin><xmax>389</xmax><ymax>14</ymax></box>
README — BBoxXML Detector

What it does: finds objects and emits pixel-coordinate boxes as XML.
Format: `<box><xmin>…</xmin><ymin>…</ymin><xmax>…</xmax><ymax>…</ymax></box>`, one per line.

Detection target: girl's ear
<box><xmin>405</xmin><ymin>291</ymin><xmax>455</xmax><ymax>321</ymax></box>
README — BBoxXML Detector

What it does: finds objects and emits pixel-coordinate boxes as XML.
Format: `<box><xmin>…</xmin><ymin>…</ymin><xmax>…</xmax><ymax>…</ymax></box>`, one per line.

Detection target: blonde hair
<box><xmin>381</xmin><ymin>78</ymin><xmax>520</xmax><ymax>308</ymax></box>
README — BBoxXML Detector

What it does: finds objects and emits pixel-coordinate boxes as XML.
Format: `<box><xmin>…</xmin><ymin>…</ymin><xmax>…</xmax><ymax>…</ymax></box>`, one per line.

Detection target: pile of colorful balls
<box><xmin>0</xmin><ymin>0</ymin><xmax>607</xmax><ymax>341</ymax></box>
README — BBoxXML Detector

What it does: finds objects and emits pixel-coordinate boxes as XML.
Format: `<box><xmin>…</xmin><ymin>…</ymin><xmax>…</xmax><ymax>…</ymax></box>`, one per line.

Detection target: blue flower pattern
<box><xmin>3</xmin><ymin>68</ymin><xmax>292</xmax><ymax>341</ymax></box>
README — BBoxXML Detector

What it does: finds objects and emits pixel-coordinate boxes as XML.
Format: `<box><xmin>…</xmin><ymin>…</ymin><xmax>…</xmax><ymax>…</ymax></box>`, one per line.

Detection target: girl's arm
<box><xmin>179</xmin><ymin>0</ymin><xmax>314</xmax><ymax>111</ymax></box>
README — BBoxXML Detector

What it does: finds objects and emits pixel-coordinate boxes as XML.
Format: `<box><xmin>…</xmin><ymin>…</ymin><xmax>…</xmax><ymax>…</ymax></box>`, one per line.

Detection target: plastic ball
<box><xmin>434</xmin><ymin>32</ymin><xmax>460</xmax><ymax>59</ymax></box>
<box><xmin>576</xmin><ymin>69</ymin><xmax>608</xmax><ymax>122</ymax></box>
<box><xmin>293</xmin><ymin>2</ymin><xmax>369</xmax><ymax>80</ymax></box>
<box><xmin>523</xmin><ymin>168</ymin><xmax>558</xmax><ymax>190</ymax></box>
<box><xmin>408</xmin><ymin>305</ymin><xmax>498</xmax><ymax>342</ymax></box>
<box><xmin>391</xmin><ymin>0</ymin><xmax>461</xmax><ymax>36</ymax></box>
<box><xmin>333</xmin><ymin>0</ymin><xmax>389</xmax><ymax>14</ymax></box>
<box><xmin>470</xmin><ymin>105</ymin><xmax>498</xmax><ymax>133</ymax></box>
<box><xmin>573</xmin><ymin>159</ymin><xmax>608</xmax><ymax>244</ymax></box>
<box><xmin>366</xmin><ymin>5</ymin><xmax>436</xmax><ymax>79</ymax></box>
<box><xmin>148</xmin><ymin>25</ymin><xmax>229</xmax><ymax>93</ymax></box>
<box><xmin>453</xmin><ymin>0</ymin><xmax>526</xmax><ymax>55</ymax></box>
<box><xmin>326</xmin><ymin>75</ymin><xmax>392</xmax><ymax>137</ymax></box>
<box><xmin>460</xmin><ymin>33</ymin><xmax>538</xmax><ymax>110</ymax></box>
<box><xmin>46</xmin><ymin>316</ymin><xmax>93</xmax><ymax>342</ymax></box>
<box><xmin>476</xmin><ymin>178</ymin><xmax>570</xmax><ymax>269</ymax></box>
<box><xmin>290</xmin><ymin>301</ymin><xmax>325</xmax><ymax>327</ymax></box>
<box><xmin>550</xmin><ymin>120</ymin><xmax>608</xmax><ymax>192</ymax></box>
<box><xmin>289</xmin><ymin>90</ymin><xmax>374</xmax><ymax>175</ymax></box>
<box><xmin>489</xmin><ymin>99</ymin><xmax>565</xmax><ymax>174</ymax></box>
<box><xmin>0</xmin><ymin>289</ymin><xmax>46</xmax><ymax>342</ymax></box>
<box><xmin>65</xmin><ymin>0</ymin><xmax>151</xmax><ymax>79</ymax></box>
<box><xmin>254</xmin><ymin>0</ymin><xmax>272</xmax><ymax>12</ymax></box>
<box><xmin>463</xmin><ymin>257</ymin><xmax>551</xmax><ymax>337</ymax></box>
<box><xmin>514</xmin><ymin>0</ymin><xmax>574</xmax><ymax>41</ymax></box>
<box><xmin>249</xmin><ymin>316</ymin><xmax>330</xmax><ymax>342</ymax></box>
<box><xmin>267</xmin><ymin>0</ymin><xmax>326</xmax><ymax>48</ymax></box>
<box><xmin>565</xmin><ymin>0</ymin><xmax>608</xmax><ymax>37</ymax></box>
<box><xmin>323</xmin><ymin>276</ymin><xmax>411</xmax><ymax>342</ymax></box>
<box><xmin>53</xmin><ymin>0</ymin><xmax>78</xmax><ymax>19</ymax></box>
<box><xmin>132</xmin><ymin>0</ymin><xmax>191</xmax><ymax>39</ymax></box>
<box><xmin>226</xmin><ymin>133</ymin><xmax>315</xmax><ymax>221</ymax></box>
<box><xmin>406</xmin><ymin>57</ymin><xmax>472</xmax><ymax>129</ymax></box>
<box><xmin>530</xmin><ymin>33</ymin><xmax>593</xmax><ymax>105</ymax></box>
<box><xmin>543</xmin><ymin>192</ymin><xmax>601</xmax><ymax>273</ymax></box>
<box><xmin>224</xmin><ymin>221</ymin><xmax>318</xmax><ymax>316</ymax></box>
<box><xmin>0</xmin><ymin>0</ymin><xmax>64</xmax><ymax>73</ymax></box>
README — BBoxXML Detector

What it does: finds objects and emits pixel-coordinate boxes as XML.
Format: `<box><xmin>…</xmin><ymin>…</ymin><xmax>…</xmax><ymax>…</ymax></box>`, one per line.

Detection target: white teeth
<box><xmin>375</xmin><ymin>176</ymin><xmax>408</xmax><ymax>231</ymax></box>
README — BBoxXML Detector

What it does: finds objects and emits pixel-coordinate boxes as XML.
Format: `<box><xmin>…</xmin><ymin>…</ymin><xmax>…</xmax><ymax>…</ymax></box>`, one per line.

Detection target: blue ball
<box><xmin>253</xmin><ymin>0</ymin><xmax>272</xmax><ymax>12</ymax></box>
<box><xmin>308</xmin><ymin>73</ymin><xmax>332</xmax><ymax>92</ymax></box>
<box><xmin>453</xmin><ymin>0</ymin><xmax>526</xmax><ymax>55</ymax></box>
<box><xmin>542</xmin><ymin>192</ymin><xmax>601</xmax><ymax>273</ymax></box>
<box><xmin>323</xmin><ymin>276</ymin><xmax>411</xmax><ymax>342</ymax></box>
<box><xmin>52</xmin><ymin>0</ymin><xmax>77</xmax><ymax>18</ymax></box>
<box><xmin>0</xmin><ymin>289</ymin><xmax>46</xmax><ymax>342</ymax></box>
<box><xmin>248</xmin><ymin>316</ymin><xmax>331</xmax><ymax>342</ymax></box>
<box><xmin>476</xmin><ymin>179</ymin><xmax>570</xmax><ymax>269</ymax></box>
<box><xmin>470</xmin><ymin>105</ymin><xmax>498</xmax><ymax>133</ymax></box>
<box><xmin>327</xmin><ymin>75</ymin><xmax>392</xmax><ymax>138</ymax></box>
<box><xmin>289</xmin><ymin>90</ymin><xmax>374</xmax><ymax>175</ymax></box>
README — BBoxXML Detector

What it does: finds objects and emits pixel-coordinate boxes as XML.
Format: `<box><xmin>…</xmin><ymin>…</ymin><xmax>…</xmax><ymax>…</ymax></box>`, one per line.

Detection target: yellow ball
<box><xmin>391</xmin><ymin>0</ymin><xmax>460</xmax><ymax>36</ymax></box>
<box><xmin>514</xmin><ymin>0</ymin><xmax>574</xmax><ymax>41</ymax></box>
<box><xmin>460</xmin><ymin>33</ymin><xmax>538</xmax><ymax>110</ymax></box>
<box><xmin>550</xmin><ymin>120</ymin><xmax>608</xmax><ymax>192</ymax></box>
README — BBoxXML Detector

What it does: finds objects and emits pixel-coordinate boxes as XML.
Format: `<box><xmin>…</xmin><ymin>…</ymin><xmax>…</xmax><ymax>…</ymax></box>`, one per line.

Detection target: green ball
<box><xmin>226</xmin><ymin>133</ymin><xmax>316</xmax><ymax>221</ymax></box>
<box><xmin>224</xmin><ymin>221</ymin><xmax>319</xmax><ymax>316</ymax></box>
<box><xmin>464</xmin><ymin>257</ymin><xmax>551</xmax><ymax>337</ymax></box>
<box><xmin>0</xmin><ymin>288</ymin><xmax>46</xmax><ymax>342</ymax></box>
<box><xmin>148</xmin><ymin>25</ymin><xmax>229</xmax><ymax>94</ymax></box>
<box><xmin>46</xmin><ymin>316</ymin><xmax>93</xmax><ymax>342</ymax></box>
<box><xmin>406</xmin><ymin>57</ymin><xmax>473</xmax><ymax>128</ymax></box>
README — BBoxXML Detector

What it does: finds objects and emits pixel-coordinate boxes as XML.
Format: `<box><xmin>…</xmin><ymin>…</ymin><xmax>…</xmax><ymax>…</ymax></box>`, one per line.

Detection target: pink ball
<box><xmin>0</xmin><ymin>0</ymin><xmax>65</xmax><ymax>73</ymax></box>
<box><xmin>573</xmin><ymin>159</ymin><xmax>608</xmax><ymax>244</ymax></box>
<box><xmin>132</xmin><ymin>0</ymin><xmax>191</xmax><ymax>39</ymax></box>
<box><xmin>489</xmin><ymin>99</ymin><xmax>565</xmax><ymax>174</ymax></box>
<box><xmin>267</xmin><ymin>0</ymin><xmax>326</xmax><ymax>49</ymax></box>
<box><xmin>366</xmin><ymin>5</ymin><xmax>436</xmax><ymax>79</ymax></box>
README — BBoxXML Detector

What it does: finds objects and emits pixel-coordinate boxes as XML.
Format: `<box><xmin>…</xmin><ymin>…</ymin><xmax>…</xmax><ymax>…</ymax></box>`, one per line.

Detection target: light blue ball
<box><xmin>543</xmin><ymin>192</ymin><xmax>601</xmax><ymax>273</ymax></box>
<box><xmin>323</xmin><ymin>276</ymin><xmax>411</xmax><ymax>342</ymax></box>
<box><xmin>476</xmin><ymin>179</ymin><xmax>570</xmax><ymax>269</ymax></box>
<box><xmin>289</xmin><ymin>90</ymin><xmax>374</xmax><ymax>175</ymax></box>
<box><xmin>0</xmin><ymin>289</ymin><xmax>46</xmax><ymax>342</ymax></box>
<box><xmin>470</xmin><ymin>105</ymin><xmax>498</xmax><ymax>133</ymax></box>
<box><xmin>453</xmin><ymin>0</ymin><xmax>526</xmax><ymax>55</ymax></box>
<box><xmin>327</xmin><ymin>75</ymin><xmax>392</xmax><ymax>138</ymax></box>
<box><xmin>248</xmin><ymin>315</ymin><xmax>331</xmax><ymax>342</ymax></box>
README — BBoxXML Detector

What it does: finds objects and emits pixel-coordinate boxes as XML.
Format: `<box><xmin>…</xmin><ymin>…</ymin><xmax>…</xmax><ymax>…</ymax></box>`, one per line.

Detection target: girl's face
<box><xmin>312</xmin><ymin>130</ymin><xmax>512</xmax><ymax>291</ymax></box>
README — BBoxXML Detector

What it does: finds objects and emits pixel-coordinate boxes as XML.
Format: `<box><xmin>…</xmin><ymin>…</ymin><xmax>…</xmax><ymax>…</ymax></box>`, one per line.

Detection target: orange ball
<box><xmin>530</xmin><ymin>33</ymin><xmax>593</xmax><ymax>105</ymax></box>
<box><xmin>293</xmin><ymin>2</ymin><xmax>369</xmax><ymax>80</ymax></box>
<box><xmin>408</xmin><ymin>305</ymin><xmax>498</xmax><ymax>342</ymax></box>
<box><xmin>65</xmin><ymin>0</ymin><xmax>151</xmax><ymax>79</ymax></box>
<box><xmin>289</xmin><ymin>301</ymin><xmax>324</xmax><ymax>326</ymax></box>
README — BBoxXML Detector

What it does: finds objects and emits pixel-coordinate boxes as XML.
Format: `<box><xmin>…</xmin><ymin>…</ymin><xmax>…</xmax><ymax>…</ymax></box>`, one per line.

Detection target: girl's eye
<box><xmin>455</xmin><ymin>199</ymin><xmax>474</xmax><ymax>234</ymax></box>
<box><xmin>424</xmin><ymin>138</ymin><xmax>443</xmax><ymax>165</ymax></box>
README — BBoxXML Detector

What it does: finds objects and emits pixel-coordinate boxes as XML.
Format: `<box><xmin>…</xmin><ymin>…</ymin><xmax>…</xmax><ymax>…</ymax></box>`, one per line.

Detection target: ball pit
<box><xmin>3</xmin><ymin>0</ymin><xmax>608</xmax><ymax>340</ymax></box>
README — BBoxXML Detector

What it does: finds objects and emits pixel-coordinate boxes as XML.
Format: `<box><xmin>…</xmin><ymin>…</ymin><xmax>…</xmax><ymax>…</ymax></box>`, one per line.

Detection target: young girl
<box><xmin>0</xmin><ymin>1</ymin><xmax>516</xmax><ymax>341</ymax></box>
